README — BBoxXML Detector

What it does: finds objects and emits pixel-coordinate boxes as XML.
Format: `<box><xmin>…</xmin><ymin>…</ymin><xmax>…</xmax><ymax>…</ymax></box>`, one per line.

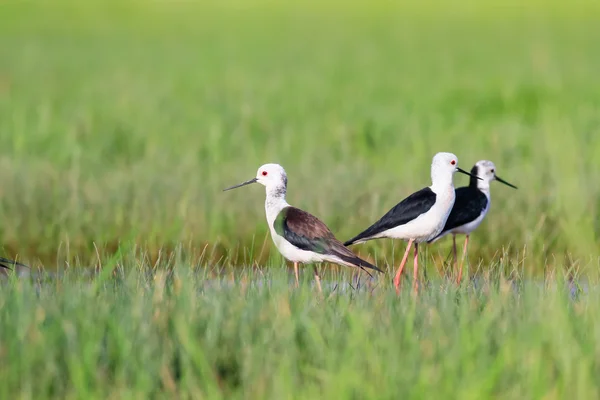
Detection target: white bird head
<box><xmin>430</xmin><ymin>152</ymin><xmax>480</xmax><ymax>188</ymax></box>
<box><xmin>254</xmin><ymin>163</ymin><xmax>288</xmax><ymax>189</ymax></box>
<box><xmin>472</xmin><ymin>160</ymin><xmax>517</xmax><ymax>190</ymax></box>
<box><xmin>223</xmin><ymin>163</ymin><xmax>288</xmax><ymax>195</ymax></box>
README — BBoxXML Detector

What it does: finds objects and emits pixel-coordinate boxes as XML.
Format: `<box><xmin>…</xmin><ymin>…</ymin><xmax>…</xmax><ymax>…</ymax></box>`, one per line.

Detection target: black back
<box><xmin>344</xmin><ymin>187</ymin><xmax>437</xmax><ymax>246</ymax></box>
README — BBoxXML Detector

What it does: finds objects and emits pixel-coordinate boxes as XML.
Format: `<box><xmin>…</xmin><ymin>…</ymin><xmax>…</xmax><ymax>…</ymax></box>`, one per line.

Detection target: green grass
<box><xmin>2</xmin><ymin>0</ymin><xmax>600</xmax><ymax>397</ymax></box>
<box><xmin>0</xmin><ymin>261</ymin><xmax>598</xmax><ymax>399</ymax></box>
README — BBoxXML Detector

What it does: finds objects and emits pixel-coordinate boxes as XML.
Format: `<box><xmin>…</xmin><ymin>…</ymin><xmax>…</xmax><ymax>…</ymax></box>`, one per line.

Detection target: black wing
<box><xmin>344</xmin><ymin>187</ymin><xmax>437</xmax><ymax>246</ymax></box>
<box><xmin>432</xmin><ymin>186</ymin><xmax>488</xmax><ymax>239</ymax></box>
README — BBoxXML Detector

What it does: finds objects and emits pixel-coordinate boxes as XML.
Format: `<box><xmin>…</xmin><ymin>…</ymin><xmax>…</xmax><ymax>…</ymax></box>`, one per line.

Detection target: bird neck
<box><xmin>265</xmin><ymin>185</ymin><xmax>289</xmax><ymax>226</ymax></box>
<box><xmin>430</xmin><ymin>171</ymin><xmax>454</xmax><ymax>193</ymax></box>
<box><xmin>468</xmin><ymin>165</ymin><xmax>480</xmax><ymax>188</ymax></box>
<box><xmin>476</xmin><ymin>179</ymin><xmax>492</xmax><ymax>194</ymax></box>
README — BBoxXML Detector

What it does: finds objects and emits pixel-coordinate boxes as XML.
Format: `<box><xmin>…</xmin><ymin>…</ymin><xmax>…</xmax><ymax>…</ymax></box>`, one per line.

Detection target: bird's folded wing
<box><xmin>345</xmin><ymin>187</ymin><xmax>437</xmax><ymax>244</ymax></box>
<box><xmin>274</xmin><ymin>206</ymin><xmax>338</xmax><ymax>254</ymax></box>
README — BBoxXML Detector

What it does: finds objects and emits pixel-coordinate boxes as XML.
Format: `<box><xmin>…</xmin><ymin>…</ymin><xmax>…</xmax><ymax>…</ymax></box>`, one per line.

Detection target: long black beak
<box><xmin>495</xmin><ymin>175</ymin><xmax>517</xmax><ymax>189</ymax></box>
<box><xmin>223</xmin><ymin>177</ymin><xmax>258</xmax><ymax>191</ymax></box>
<box><xmin>457</xmin><ymin>167</ymin><xmax>482</xmax><ymax>180</ymax></box>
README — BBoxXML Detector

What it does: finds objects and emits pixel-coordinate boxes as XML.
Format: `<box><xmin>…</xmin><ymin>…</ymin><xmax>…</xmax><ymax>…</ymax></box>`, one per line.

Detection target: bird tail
<box><xmin>0</xmin><ymin>256</ymin><xmax>29</xmax><ymax>270</ymax></box>
<box><xmin>336</xmin><ymin>252</ymin><xmax>383</xmax><ymax>274</ymax></box>
<box><xmin>343</xmin><ymin>236</ymin><xmax>369</xmax><ymax>247</ymax></box>
<box><xmin>344</xmin><ymin>228</ymin><xmax>379</xmax><ymax>247</ymax></box>
<box><xmin>427</xmin><ymin>230</ymin><xmax>448</xmax><ymax>244</ymax></box>
<box><xmin>426</xmin><ymin>235</ymin><xmax>439</xmax><ymax>244</ymax></box>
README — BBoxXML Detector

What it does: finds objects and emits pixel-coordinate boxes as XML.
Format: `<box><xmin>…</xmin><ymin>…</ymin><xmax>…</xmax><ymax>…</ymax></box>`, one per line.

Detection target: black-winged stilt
<box><xmin>344</xmin><ymin>152</ymin><xmax>480</xmax><ymax>293</ymax></box>
<box><xmin>0</xmin><ymin>256</ymin><xmax>29</xmax><ymax>277</ymax></box>
<box><xmin>428</xmin><ymin>160</ymin><xmax>517</xmax><ymax>284</ymax></box>
<box><xmin>224</xmin><ymin>163</ymin><xmax>382</xmax><ymax>292</ymax></box>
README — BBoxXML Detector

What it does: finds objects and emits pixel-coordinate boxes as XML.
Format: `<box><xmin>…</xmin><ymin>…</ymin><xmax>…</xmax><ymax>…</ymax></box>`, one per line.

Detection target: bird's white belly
<box><xmin>270</xmin><ymin>229</ymin><xmax>328</xmax><ymax>263</ymax></box>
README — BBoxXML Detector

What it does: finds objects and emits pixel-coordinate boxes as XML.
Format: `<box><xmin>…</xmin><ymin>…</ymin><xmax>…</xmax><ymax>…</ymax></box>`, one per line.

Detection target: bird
<box><xmin>223</xmin><ymin>163</ymin><xmax>383</xmax><ymax>292</ymax></box>
<box><xmin>344</xmin><ymin>152</ymin><xmax>481</xmax><ymax>293</ymax></box>
<box><xmin>0</xmin><ymin>256</ymin><xmax>29</xmax><ymax>278</ymax></box>
<box><xmin>428</xmin><ymin>160</ymin><xmax>517</xmax><ymax>284</ymax></box>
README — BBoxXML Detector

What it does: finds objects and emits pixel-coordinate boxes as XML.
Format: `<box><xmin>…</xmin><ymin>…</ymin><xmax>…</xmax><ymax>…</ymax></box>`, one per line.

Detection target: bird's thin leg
<box><xmin>413</xmin><ymin>243</ymin><xmax>419</xmax><ymax>294</ymax></box>
<box><xmin>393</xmin><ymin>239</ymin><xmax>414</xmax><ymax>294</ymax></box>
<box><xmin>294</xmin><ymin>262</ymin><xmax>299</xmax><ymax>288</ymax></box>
<box><xmin>457</xmin><ymin>235</ymin><xmax>469</xmax><ymax>285</ymax></box>
<box><xmin>313</xmin><ymin>265</ymin><xmax>323</xmax><ymax>293</ymax></box>
<box><xmin>452</xmin><ymin>234</ymin><xmax>457</xmax><ymax>279</ymax></box>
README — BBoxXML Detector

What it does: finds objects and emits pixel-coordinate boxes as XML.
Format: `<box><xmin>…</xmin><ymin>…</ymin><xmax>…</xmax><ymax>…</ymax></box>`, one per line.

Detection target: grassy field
<box><xmin>0</xmin><ymin>263</ymin><xmax>597</xmax><ymax>399</ymax></box>
<box><xmin>2</xmin><ymin>0</ymin><xmax>600</xmax><ymax>397</ymax></box>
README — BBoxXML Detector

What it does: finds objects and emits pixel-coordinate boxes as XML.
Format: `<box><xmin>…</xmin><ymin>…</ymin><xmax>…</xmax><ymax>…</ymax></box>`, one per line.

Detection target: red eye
<box><xmin>262</xmin><ymin>171</ymin><xmax>268</xmax><ymax>176</ymax></box>
<box><xmin>450</xmin><ymin>160</ymin><xmax>456</xmax><ymax>165</ymax></box>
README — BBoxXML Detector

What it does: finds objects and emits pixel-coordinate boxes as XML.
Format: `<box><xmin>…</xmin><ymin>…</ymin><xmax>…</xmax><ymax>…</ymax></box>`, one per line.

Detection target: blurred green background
<box><xmin>4</xmin><ymin>2</ymin><xmax>600</xmax><ymax>398</ymax></box>
<box><xmin>1</xmin><ymin>0</ymin><xmax>600</xmax><ymax>275</ymax></box>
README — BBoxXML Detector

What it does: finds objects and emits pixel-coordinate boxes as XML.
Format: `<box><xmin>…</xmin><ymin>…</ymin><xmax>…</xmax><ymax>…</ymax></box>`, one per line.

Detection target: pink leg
<box><xmin>413</xmin><ymin>243</ymin><xmax>419</xmax><ymax>293</ymax></box>
<box><xmin>313</xmin><ymin>265</ymin><xmax>322</xmax><ymax>293</ymax></box>
<box><xmin>457</xmin><ymin>235</ymin><xmax>469</xmax><ymax>285</ymax></box>
<box><xmin>452</xmin><ymin>234</ymin><xmax>457</xmax><ymax>277</ymax></box>
<box><xmin>294</xmin><ymin>262</ymin><xmax>299</xmax><ymax>288</ymax></box>
<box><xmin>393</xmin><ymin>239</ymin><xmax>414</xmax><ymax>294</ymax></box>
